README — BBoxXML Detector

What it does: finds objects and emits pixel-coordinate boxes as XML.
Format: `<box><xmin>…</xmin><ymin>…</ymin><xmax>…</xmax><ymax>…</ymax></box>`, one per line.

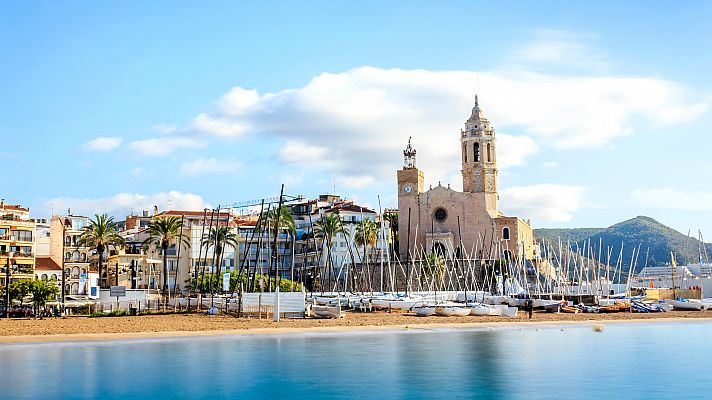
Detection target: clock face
<box><xmin>403</xmin><ymin>185</ymin><xmax>413</xmax><ymax>193</ymax></box>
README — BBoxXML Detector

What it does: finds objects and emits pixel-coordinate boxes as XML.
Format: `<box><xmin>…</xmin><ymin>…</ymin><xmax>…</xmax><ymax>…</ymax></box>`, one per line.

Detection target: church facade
<box><xmin>397</xmin><ymin>97</ymin><xmax>536</xmax><ymax>261</ymax></box>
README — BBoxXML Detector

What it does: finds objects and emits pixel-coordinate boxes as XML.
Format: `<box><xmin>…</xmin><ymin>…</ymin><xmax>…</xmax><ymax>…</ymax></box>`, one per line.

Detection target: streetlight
<box><xmin>5</xmin><ymin>251</ymin><xmax>15</xmax><ymax>319</ymax></box>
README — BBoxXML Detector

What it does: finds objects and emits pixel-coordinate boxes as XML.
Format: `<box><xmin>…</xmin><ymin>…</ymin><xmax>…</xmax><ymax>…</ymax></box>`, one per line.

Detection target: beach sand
<box><xmin>1</xmin><ymin>310</ymin><xmax>711</xmax><ymax>343</ymax></box>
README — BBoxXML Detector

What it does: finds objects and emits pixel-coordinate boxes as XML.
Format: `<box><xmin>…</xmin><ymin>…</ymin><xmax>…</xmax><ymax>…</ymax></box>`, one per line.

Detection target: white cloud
<box><xmin>500</xmin><ymin>184</ymin><xmax>585</xmax><ymax>223</ymax></box>
<box><xmin>151</xmin><ymin>124</ymin><xmax>178</xmax><ymax>134</ymax></box>
<box><xmin>510</xmin><ymin>29</ymin><xmax>609</xmax><ymax>70</ymax></box>
<box><xmin>176</xmin><ymin>66</ymin><xmax>704</xmax><ymax>187</ymax></box>
<box><xmin>81</xmin><ymin>137</ymin><xmax>123</xmax><ymax>152</ymax></box>
<box><xmin>179</xmin><ymin>157</ymin><xmax>241</xmax><ymax>175</ymax></box>
<box><xmin>45</xmin><ymin>191</ymin><xmax>210</xmax><ymax>218</ymax></box>
<box><xmin>542</xmin><ymin>161</ymin><xmax>559</xmax><ymax>168</ymax></box>
<box><xmin>192</xmin><ymin>113</ymin><xmax>249</xmax><ymax>138</ymax></box>
<box><xmin>277</xmin><ymin>141</ymin><xmax>331</xmax><ymax>166</ymax></box>
<box><xmin>128</xmin><ymin>137</ymin><xmax>204</xmax><ymax>156</ymax></box>
<box><xmin>630</xmin><ymin>187</ymin><xmax>712</xmax><ymax>211</ymax></box>
<box><xmin>497</xmin><ymin>135</ymin><xmax>540</xmax><ymax>168</ymax></box>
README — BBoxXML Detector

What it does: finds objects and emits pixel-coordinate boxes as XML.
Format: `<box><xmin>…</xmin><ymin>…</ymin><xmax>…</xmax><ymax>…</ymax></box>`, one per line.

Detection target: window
<box><xmin>65</xmin><ymin>236</ymin><xmax>71</xmax><ymax>246</ymax></box>
<box><xmin>50</xmin><ymin>274</ymin><xmax>57</xmax><ymax>281</ymax></box>
<box><xmin>434</xmin><ymin>207</ymin><xmax>448</xmax><ymax>222</ymax></box>
<box><xmin>73</xmin><ymin>251</ymin><xmax>79</xmax><ymax>261</ymax></box>
<box><xmin>463</xmin><ymin>144</ymin><xmax>467</xmax><ymax>163</ymax></box>
<box><xmin>487</xmin><ymin>143</ymin><xmax>492</xmax><ymax>162</ymax></box>
<box><xmin>41</xmin><ymin>274</ymin><xmax>48</xmax><ymax>281</ymax></box>
<box><xmin>80</xmin><ymin>253</ymin><xmax>86</xmax><ymax>262</ymax></box>
<box><xmin>502</xmin><ymin>227</ymin><xmax>510</xmax><ymax>240</ymax></box>
<box><xmin>11</xmin><ymin>230</ymin><xmax>32</xmax><ymax>242</ymax></box>
<box><xmin>72</xmin><ymin>267</ymin><xmax>79</xmax><ymax>279</ymax></box>
<box><xmin>473</xmin><ymin>143</ymin><xmax>480</xmax><ymax>162</ymax></box>
<box><xmin>65</xmin><ymin>252</ymin><xmax>71</xmax><ymax>260</ymax></box>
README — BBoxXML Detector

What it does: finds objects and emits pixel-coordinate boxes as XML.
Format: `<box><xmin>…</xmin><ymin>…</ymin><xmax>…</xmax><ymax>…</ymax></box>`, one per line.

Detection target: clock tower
<box><xmin>397</xmin><ymin>137</ymin><xmax>424</xmax><ymax>196</ymax></box>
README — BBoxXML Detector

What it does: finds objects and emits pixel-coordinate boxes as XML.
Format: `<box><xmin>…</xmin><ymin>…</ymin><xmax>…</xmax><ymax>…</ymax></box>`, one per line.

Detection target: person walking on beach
<box><xmin>525</xmin><ymin>299</ymin><xmax>533</xmax><ymax>319</ymax></box>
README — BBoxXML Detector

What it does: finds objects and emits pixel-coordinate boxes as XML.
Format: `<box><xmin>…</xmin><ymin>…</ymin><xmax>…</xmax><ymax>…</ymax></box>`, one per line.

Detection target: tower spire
<box><xmin>403</xmin><ymin>137</ymin><xmax>416</xmax><ymax>168</ymax></box>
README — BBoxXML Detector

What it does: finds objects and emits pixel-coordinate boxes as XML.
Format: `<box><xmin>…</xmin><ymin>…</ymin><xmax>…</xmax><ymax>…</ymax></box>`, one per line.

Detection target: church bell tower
<box><xmin>461</xmin><ymin>96</ymin><xmax>498</xmax><ymax>212</ymax></box>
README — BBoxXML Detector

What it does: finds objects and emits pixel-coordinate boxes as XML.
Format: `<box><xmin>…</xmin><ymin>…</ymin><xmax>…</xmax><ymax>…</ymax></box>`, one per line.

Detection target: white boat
<box><xmin>502</xmin><ymin>306</ymin><xmax>518</xmax><ymax>318</ymax></box>
<box><xmin>469</xmin><ymin>304</ymin><xmax>510</xmax><ymax>316</ymax></box>
<box><xmin>470</xmin><ymin>304</ymin><xmax>492</xmax><ymax>316</ymax></box>
<box><xmin>371</xmin><ymin>298</ymin><xmax>427</xmax><ymax>310</ymax></box>
<box><xmin>312</xmin><ymin>303</ymin><xmax>344</xmax><ymax>318</ymax></box>
<box><xmin>666</xmin><ymin>299</ymin><xmax>706</xmax><ymax>311</ymax></box>
<box><xmin>435</xmin><ymin>306</ymin><xmax>471</xmax><ymax>316</ymax></box>
<box><xmin>413</xmin><ymin>306</ymin><xmax>436</xmax><ymax>316</ymax></box>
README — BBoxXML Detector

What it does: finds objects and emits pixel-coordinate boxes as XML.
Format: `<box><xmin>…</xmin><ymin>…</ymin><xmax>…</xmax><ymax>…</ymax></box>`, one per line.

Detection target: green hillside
<box><xmin>535</xmin><ymin>216</ymin><xmax>712</xmax><ymax>271</ymax></box>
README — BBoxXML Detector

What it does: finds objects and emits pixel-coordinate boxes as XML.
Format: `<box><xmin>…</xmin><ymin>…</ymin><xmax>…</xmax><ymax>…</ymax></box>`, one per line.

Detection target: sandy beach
<box><xmin>1</xmin><ymin>310</ymin><xmax>712</xmax><ymax>344</ymax></box>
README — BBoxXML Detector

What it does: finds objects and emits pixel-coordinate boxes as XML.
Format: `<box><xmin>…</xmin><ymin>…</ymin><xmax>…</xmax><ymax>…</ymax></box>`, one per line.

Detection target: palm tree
<box><xmin>78</xmin><ymin>213</ymin><xmax>125</xmax><ymax>289</ymax></box>
<box><xmin>143</xmin><ymin>216</ymin><xmax>189</xmax><ymax>302</ymax></box>
<box><xmin>354</xmin><ymin>219</ymin><xmax>378</xmax><ymax>290</ymax></box>
<box><xmin>264</xmin><ymin>205</ymin><xmax>296</xmax><ymax>288</ymax></box>
<box><xmin>313</xmin><ymin>213</ymin><xmax>346</xmax><ymax>291</ymax></box>
<box><xmin>383</xmin><ymin>211</ymin><xmax>398</xmax><ymax>256</ymax></box>
<box><xmin>265</xmin><ymin>205</ymin><xmax>296</xmax><ymax>235</ymax></box>
<box><xmin>201</xmin><ymin>225</ymin><xmax>239</xmax><ymax>293</ymax></box>
<box><xmin>422</xmin><ymin>253</ymin><xmax>446</xmax><ymax>291</ymax></box>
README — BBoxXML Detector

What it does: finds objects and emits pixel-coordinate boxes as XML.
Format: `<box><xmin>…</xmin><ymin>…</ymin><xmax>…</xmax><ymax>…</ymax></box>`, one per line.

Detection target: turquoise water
<box><xmin>0</xmin><ymin>322</ymin><xmax>710</xmax><ymax>399</ymax></box>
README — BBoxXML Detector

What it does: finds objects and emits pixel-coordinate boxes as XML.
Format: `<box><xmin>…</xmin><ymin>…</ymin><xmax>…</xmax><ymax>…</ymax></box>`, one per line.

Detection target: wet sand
<box><xmin>2</xmin><ymin>310</ymin><xmax>711</xmax><ymax>343</ymax></box>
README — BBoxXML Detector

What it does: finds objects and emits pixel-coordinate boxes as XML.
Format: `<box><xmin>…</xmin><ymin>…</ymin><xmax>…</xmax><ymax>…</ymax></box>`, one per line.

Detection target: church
<box><xmin>397</xmin><ymin>96</ymin><xmax>537</xmax><ymax>261</ymax></box>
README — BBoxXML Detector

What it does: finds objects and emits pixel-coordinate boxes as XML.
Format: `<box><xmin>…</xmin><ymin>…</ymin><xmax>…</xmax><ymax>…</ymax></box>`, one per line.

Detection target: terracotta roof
<box><xmin>1</xmin><ymin>204</ymin><xmax>29</xmax><ymax>212</ymax></box>
<box><xmin>314</xmin><ymin>201</ymin><xmax>376</xmax><ymax>215</ymax></box>
<box><xmin>35</xmin><ymin>257</ymin><xmax>62</xmax><ymax>271</ymax></box>
<box><xmin>156</xmin><ymin>210</ymin><xmax>231</xmax><ymax>218</ymax></box>
<box><xmin>235</xmin><ymin>220</ymin><xmax>259</xmax><ymax>227</ymax></box>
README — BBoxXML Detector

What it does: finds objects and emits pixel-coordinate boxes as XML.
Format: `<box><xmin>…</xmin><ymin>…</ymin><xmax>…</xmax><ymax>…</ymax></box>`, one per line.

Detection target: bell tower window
<box><xmin>487</xmin><ymin>143</ymin><xmax>492</xmax><ymax>162</ymax></box>
<box><xmin>474</xmin><ymin>143</ymin><xmax>480</xmax><ymax>162</ymax></box>
<box><xmin>502</xmin><ymin>227</ymin><xmax>510</xmax><ymax>240</ymax></box>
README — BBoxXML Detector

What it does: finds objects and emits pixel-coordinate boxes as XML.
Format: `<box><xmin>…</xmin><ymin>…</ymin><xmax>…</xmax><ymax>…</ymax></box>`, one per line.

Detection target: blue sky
<box><xmin>2</xmin><ymin>1</ymin><xmax>712</xmax><ymax>236</ymax></box>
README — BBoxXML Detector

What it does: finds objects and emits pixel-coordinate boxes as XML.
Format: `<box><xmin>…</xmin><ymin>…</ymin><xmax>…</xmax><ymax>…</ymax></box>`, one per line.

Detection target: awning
<box><xmin>145</xmin><ymin>258</ymin><xmax>162</xmax><ymax>264</ymax></box>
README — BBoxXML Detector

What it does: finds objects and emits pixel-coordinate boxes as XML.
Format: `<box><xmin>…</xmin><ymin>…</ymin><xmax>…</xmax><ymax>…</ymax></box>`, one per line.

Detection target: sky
<box><xmin>2</xmin><ymin>1</ymin><xmax>712</xmax><ymax>236</ymax></box>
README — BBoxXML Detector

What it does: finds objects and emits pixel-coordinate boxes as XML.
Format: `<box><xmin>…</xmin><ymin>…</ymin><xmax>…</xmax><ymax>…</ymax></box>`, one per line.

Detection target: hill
<box><xmin>535</xmin><ymin>216</ymin><xmax>712</xmax><ymax>272</ymax></box>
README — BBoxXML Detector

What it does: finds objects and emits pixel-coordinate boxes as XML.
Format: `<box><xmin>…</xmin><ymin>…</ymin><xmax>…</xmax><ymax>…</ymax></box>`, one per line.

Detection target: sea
<box><xmin>0</xmin><ymin>321</ymin><xmax>709</xmax><ymax>399</ymax></box>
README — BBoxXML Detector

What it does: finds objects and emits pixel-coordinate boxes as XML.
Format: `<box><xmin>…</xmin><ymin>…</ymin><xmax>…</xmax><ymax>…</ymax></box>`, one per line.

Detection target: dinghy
<box><xmin>666</xmin><ymin>298</ymin><xmax>706</xmax><ymax>311</ymax></box>
<box><xmin>413</xmin><ymin>306</ymin><xmax>436</xmax><ymax>316</ymax></box>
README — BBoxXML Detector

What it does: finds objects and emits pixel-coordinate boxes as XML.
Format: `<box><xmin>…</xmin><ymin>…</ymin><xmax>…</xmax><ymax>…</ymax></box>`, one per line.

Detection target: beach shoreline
<box><xmin>2</xmin><ymin>311</ymin><xmax>712</xmax><ymax>344</ymax></box>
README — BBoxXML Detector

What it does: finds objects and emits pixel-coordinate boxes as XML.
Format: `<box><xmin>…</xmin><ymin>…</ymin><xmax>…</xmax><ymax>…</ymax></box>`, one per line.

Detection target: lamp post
<box><xmin>5</xmin><ymin>251</ymin><xmax>14</xmax><ymax>319</ymax></box>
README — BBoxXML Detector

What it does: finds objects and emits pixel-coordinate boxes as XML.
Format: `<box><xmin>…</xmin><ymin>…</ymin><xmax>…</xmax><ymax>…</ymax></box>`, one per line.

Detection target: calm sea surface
<box><xmin>1</xmin><ymin>322</ymin><xmax>710</xmax><ymax>399</ymax></box>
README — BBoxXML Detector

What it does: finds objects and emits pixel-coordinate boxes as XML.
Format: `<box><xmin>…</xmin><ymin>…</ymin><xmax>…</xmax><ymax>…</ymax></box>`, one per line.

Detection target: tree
<box><xmin>29</xmin><ymin>280</ymin><xmax>59</xmax><ymax>316</ymax></box>
<box><xmin>422</xmin><ymin>253</ymin><xmax>446</xmax><ymax>290</ymax></box>
<box><xmin>78</xmin><ymin>214</ymin><xmax>125</xmax><ymax>289</ymax></box>
<box><xmin>313</xmin><ymin>213</ymin><xmax>346</xmax><ymax>291</ymax></box>
<box><xmin>264</xmin><ymin>205</ymin><xmax>296</xmax><ymax>288</ymax></box>
<box><xmin>264</xmin><ymin>205</ymin><xmax>296</xmax><ymax>236</ymax></box>
<box><xmin>383</xmin><ymin>211</ymin><xmax>399</xmax><ymax>256</ymax></box>
<box><xmin>144</xmin><ymin>216</ymin><xmax>189</xmax><ymax>302</ymax></box>
<box><xmin>201</xmin><ymin>225</ymin><xmax>239</xmax><ymax>293</ymax></box>
<box><xmin>354</xmin><ymin>219</ymin><xmax>378</xmax><ymax>289</ymax></box>
<box><xmin>1</xmin><ymin>279</ymin><xmax>32</xmax><ymax>307</ymax></box>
